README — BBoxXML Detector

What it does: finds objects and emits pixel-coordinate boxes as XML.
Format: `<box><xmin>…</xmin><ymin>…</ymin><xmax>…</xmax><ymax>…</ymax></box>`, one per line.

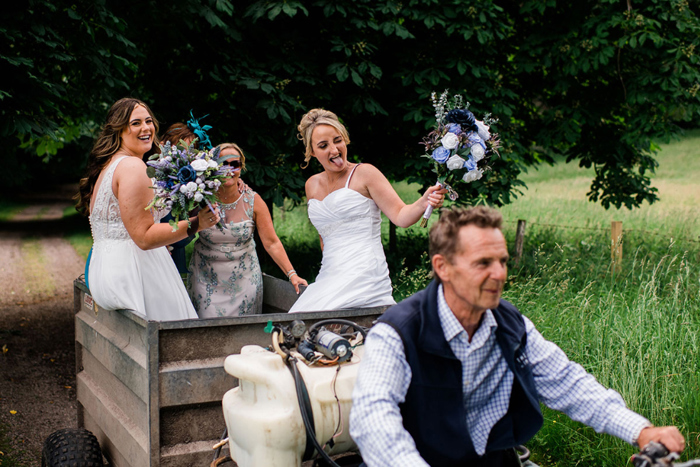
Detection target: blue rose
<box><xmin>431</xmin><ymin>146</ymin><xmax>451</xmax><ymax>164</ymax></box>
<box><xmin>177</xmin><ymin>165</ymin><xmax>197</xmax><ymax>184</ymax></box>
<box><xmin>464</xmin><ymin>156</ymin><xmax>477</xmax><ymax>172</ymax></box>
<box><xmin>446</xmin><ymin>109</ymin><xmax>478</xmax><ymax>132</ymax></box>
<box><xmin>447</xmin><ymin>123</ymin><xmax>461</xmax><ymax>134</ymax></box>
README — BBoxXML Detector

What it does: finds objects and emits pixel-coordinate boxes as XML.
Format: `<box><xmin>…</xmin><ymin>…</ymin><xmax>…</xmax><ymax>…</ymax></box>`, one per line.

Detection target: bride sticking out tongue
<box><xmin>289</xmin><ymin>109</ymin><xmax>446</xmax><ymax>313</ymax></box>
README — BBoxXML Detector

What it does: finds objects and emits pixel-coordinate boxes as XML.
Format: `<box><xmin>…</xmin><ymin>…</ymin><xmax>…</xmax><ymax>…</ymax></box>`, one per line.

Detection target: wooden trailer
<box><xmin>72</xmin><ymin>275</ymin><xmax>387</xmax><ymax>466</ymax></box>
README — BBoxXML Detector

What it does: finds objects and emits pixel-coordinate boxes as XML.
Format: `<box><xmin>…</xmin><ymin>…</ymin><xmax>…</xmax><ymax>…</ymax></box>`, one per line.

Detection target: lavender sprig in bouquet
<box><xmin>419</xmin><ymin>90</ymin><xmax>501</xmax><ymax>227</ymax></box>
<box><xmin>145</xmin><ymin>141</ymin><xmax>232</xmax><ymax>231</ymax></box>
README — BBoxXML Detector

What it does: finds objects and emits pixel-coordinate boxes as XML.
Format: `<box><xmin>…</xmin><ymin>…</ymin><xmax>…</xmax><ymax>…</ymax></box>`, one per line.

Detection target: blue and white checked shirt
<box><xmin>350</xmin><ymin>285</ymin><xmax>651</xmax><ymax>467</ymax></box>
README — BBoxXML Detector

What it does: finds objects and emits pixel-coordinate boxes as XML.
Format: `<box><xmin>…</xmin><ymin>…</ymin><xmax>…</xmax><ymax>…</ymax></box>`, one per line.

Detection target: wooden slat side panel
<box><xmin>77</xmin><ymin>371</ymin><xmax>148</xmax><ymax>467</ymax></box>
<box><xmin>159</xmin><ymin>324</ymin><xmax>275</xmax><ymax>363</ymax></box>
<box><xmin>82</xmin><ymin>409</ymin><xmax>129</xmax><ymax>467</ymax></box>
<box><xmin>148</xmin><ymin>322</ymin><xmax>161</xmax><ymax>467</ymax></box>
<box><xmin>157</xmin><ymin>310</ymin><xmax>383</xmax><ymax>364</ymax></box>
<box><xmin>81</xmin><ymin>348</ymin><xmax>148</xmax><ymax>435</ymax></box>
<box><xmin>77</xmin><ymin>289</ymin><xmax>148</xmax><ymax>357</ymax></box>
<box><xmin>160</xmin><ymin>439</ymin><xmax>229</xmax><ymax>467</ymax></box>
<box><xmin>262</xmin><ymin>273</ymin><xmax>304</xmax><ymax>312</ymax></box>
<box><xmin>159</xmin><ymin>358</ymin><xmax>237</xmax><ymax>408</ymax></box>
<box><xmin>160</xmin><ymin>403</ymin><xmax>225</xmax><ymax>447</ymax></box>
<box><xmin>75</xmin><ymin>311</ymin><xmax>148</xmax><ymax>402</ymax></box>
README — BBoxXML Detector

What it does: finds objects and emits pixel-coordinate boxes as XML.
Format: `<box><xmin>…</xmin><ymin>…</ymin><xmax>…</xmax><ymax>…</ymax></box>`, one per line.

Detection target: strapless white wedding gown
<box><xmin>87</xmin><ymin>156</ymin><xmax>197</xmax><ymax>321</ymax></box>
<box><xmin>289</xmin><ymin>165</ymin><xmax>396</xmax><ymax>312</ymax></box>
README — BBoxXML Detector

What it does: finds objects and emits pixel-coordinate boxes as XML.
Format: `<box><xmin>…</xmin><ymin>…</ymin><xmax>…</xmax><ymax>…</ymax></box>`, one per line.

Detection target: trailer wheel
<box><xmin>41</xmin><ymin>428</ymin><xmax>103</xmax><ymax>467</ymax></box>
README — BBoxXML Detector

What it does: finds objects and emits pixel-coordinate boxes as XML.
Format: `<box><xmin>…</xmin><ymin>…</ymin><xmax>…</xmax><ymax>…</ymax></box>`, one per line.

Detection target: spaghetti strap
<box><xmin>345</xmin><ymin>163</ymin><xmax>362</xmax><ymax>189</ymax></box>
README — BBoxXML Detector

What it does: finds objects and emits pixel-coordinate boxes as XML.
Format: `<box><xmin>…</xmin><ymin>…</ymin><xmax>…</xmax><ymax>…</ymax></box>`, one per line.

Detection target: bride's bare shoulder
<box><xmin>305</xmin><ymin>173</ymin><xmax>326</xmax><ymax>197</ymax></box>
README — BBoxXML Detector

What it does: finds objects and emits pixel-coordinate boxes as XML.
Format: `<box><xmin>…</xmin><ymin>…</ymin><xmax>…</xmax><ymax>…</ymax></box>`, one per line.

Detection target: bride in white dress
<box><xmin>289</xmin><ymin>109</ymin><xmax>446</xmax><ymax>312</ymax></box>
<box><xmin>75</xmin><ymin>98</ymin><xmax>220</xmax><ymax>321</ymax></box>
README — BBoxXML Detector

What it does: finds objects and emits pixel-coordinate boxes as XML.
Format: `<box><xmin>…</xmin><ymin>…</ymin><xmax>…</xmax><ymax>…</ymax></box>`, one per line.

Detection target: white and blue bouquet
<box><xmin>145</xmin><ymin>141</ymin><xmax>232</xmax><ymax>231</ymax></box>
<box><xmin>419</xmin><ymin>90</ymin><xmax>501</xmax><ymax>227</ymax></box>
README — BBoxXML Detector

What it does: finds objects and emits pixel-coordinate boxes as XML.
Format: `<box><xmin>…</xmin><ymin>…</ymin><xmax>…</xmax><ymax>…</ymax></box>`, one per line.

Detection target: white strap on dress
<box><xmin>345</xmin><ymin>163</ymin><xmax>362</xmax><ymax>189</ymax></box>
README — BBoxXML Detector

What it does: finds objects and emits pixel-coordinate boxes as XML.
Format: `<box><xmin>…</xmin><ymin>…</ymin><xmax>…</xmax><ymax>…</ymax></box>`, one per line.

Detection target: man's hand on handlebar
<box><xmin>638</xmin><ymin>426</ymin><xmax>685</xmax><ymax>454</ymax></box>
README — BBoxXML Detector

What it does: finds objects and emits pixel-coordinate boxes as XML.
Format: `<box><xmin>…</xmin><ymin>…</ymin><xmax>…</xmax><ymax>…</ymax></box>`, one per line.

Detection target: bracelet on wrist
<box><xmin>286</xmin><ymin>269</ymin><xmax>297</xmax><ymax>280</ymax></box>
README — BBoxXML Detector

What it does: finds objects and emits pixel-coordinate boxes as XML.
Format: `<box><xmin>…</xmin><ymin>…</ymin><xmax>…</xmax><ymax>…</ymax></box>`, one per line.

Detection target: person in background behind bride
<box><xmin>75</xmin><ymin>97</ymin><xmax>220</xmax><ymax>321</ymax></box>
<box><xmin>289</xmin><ymin>109</ymin><xmax>446</xmax><ymax>313</ymax></box>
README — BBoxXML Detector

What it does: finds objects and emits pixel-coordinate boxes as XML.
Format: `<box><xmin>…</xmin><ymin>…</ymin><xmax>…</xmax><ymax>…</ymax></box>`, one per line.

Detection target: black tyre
<box><xmin>41</xmin><ymin>428</ymin><xmax>103</xmax><ymax>467</ymax></box>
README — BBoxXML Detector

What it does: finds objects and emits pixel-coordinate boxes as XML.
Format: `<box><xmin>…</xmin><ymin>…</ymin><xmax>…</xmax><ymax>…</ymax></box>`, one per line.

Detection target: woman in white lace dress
<box><xmin>75</xmin><ymin>98</ymin><xmax>219</xmax><ymax>320</ymax></box>
<box><xmin>288</xmin><ymin>109</ymin><xmax>446</xmax><ymax>313</ymax></box>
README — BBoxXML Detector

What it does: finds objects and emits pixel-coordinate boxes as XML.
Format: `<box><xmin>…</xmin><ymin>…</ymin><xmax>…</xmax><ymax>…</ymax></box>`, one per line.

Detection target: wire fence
<box><xmin>503</xmin><ymin>219</ymin><xmax>700</xmax><ymax>245</ymax></box>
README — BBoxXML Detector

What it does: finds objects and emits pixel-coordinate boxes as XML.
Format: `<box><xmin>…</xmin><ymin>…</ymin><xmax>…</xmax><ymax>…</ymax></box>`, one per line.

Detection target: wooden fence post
<box><xmin>514</xmin><ymin>220</ymin><xmax>526</xmax><ymax>266</ymax></box>
<box><xmin>611</xmin><ymin>220</ymin><xmax>623</xmax><ymax>273</ymax></box>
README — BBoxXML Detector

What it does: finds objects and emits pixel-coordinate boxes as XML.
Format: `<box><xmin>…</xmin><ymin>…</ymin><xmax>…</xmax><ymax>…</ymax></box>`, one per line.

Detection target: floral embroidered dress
<box><xmin>87</xmin><ymin>156</ymin><xmax>197</xmax><ymax>321</ymax></box>
<box><xmin>187</xmin><ymin>188</ymin><xmax>263</xmax><ymax>317</ymax></box>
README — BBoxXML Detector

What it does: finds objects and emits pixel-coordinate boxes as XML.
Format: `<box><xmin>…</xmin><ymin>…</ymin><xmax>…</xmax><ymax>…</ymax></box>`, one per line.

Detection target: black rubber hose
<box><xmin>287</xmin><ymin>357</ymin><xmax>342</xmax><ymax>467</ymax></box>
<box><xmin>308</xmin><ymin>319</ymin><xmax>368</xmax><ymax>340</ymax></box>
<box><xmin>213</xmin><ymin>427</ymin><xmax>228</xmax><ymax>462</ymax></box>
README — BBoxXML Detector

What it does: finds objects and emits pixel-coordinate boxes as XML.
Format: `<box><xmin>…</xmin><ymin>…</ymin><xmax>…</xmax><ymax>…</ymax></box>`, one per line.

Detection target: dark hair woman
<box><xmin>76</xmin><ymin>98</ymin><xmax>220</xmax><ymax>321</ymax></box>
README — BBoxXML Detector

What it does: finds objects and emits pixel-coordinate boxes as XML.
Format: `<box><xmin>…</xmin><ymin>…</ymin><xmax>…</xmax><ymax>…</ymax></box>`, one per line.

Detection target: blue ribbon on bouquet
<box><xmin>187</xmin><ymin>110</ymin><xmax>213</xmax><ymax>150</ymax></box>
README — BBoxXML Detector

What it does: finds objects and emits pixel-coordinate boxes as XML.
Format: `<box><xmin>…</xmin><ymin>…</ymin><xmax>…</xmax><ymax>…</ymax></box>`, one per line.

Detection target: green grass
<box><xmin>62</xmin><ymin>204</ymin><xmax>79</xmax><ymax>218</ymax></box>
<box><xmin>0</xmin><ymin>424</ymin><xmax>24</xmax><ymax>467</ymax></box>
<box><xmin>0</xmin><ymin>200</ymin><xmax>27</xmax><ymax>222</ymax></box>
<box><xmin>20</xmin><ymin>238</ymin><xmax>56</xmax><ymax>296</ymax></box>
<box><xmin>500</xmin><ymin>129</ymin><xmax>700</xmax><ymax>239</ymax></box>
<box><xmin>64</xmin><ymin>230</ymin><xmax>92</xmax><ymax>261</ymax></box>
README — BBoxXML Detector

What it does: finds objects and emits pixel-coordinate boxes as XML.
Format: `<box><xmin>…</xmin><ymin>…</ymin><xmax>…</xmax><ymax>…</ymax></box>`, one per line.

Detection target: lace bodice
<box><xmin>89</xmin><ymin>156</ymin><xmax>132</xmax><ymax>242</ymax></box>
<box><xmin>89</xmin><ymin>156</ymin><xmax>163</xmax><ymax>244</ymax></box>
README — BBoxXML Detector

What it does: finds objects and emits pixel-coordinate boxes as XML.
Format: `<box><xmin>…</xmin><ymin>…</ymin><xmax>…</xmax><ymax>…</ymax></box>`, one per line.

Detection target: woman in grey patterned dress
<box><xmin>187</xmin><ymin>143</ymin><xmax>307</xmax><ymax>317</ymax></box>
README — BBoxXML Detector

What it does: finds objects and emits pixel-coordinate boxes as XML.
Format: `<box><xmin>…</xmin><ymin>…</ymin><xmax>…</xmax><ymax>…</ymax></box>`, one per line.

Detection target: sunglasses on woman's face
<box><xmin>222</xmin><ymin>159</ymin><xmax>241</xmax><ymax>169</ymax></box>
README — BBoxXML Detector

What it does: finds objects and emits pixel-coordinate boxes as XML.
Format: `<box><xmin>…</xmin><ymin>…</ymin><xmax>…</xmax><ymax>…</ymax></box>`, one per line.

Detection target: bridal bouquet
<box><xmin>145</xmin><ymin>141</ymin><xmax>231</xmax><ymax>231</ymax></box>
<box><xmin>419</xmin><ymin>90</ymin><xmax>501</xmax><ymax>227</ymax></box>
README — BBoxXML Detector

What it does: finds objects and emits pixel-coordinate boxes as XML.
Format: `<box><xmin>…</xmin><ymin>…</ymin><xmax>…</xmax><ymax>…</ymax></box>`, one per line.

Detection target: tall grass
<box><xmin>503</xmin><ymin>225</ymin><xmax>700</xmax><ymax>466</ymax></box>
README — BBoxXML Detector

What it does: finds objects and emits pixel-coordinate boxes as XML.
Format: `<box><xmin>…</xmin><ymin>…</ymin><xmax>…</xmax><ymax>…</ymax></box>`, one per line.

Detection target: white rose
<box><xmin>191</xmin><ymin>159</ymin><xmax>209</xmax><ymax>172</ymax></box>
<box><xmin>206</xmin><ymin>181</ymin><xmax>214</xmax><ymax>188</ymax></box>
<box><xmin>440</xmin><ymin>132</ymin><xmax>460</xmax><ymax>150</ymax></box>
<box><xmin>208</xmin><ymin>159</ymin><xmax>218</xmax><ymax>169</ymax></box>
<box><xmin>193</xmin><ymin>192</ymin><xmax>203</xmax><ymax>202</ymax></box>
<box><xmin>446</xmin><ymin>155</ymin><xmax>466</xmax><ymax>171</ymax></box>
<box><xmin>476</xmin><ymin>120</ymin><xmax>491</xmax><ymax>141</ymax></box>
<box><xmin>186</xmin><ymin>181</ymin><xmax>198</xmax><ymax>193</ymax></box>
<box><xmin>471</xmin><ymin>144</ymin><xmax>486</xmax><ymax>162</ymax></box>
<box><xmin>195</xmin><ymin>177</ymin><xmax>202</xmax><ymax>184</ymax></box>
<box><xmin>463</xmin><ymin>168</ymin><xmax>484</xmax><ymax>183</ymax></box>
<box><xmin>214</xmin><ymin>180</ymin><xmax>221</xmax><ymax>188</ymax></box>
<box><xmin>179</xmin><ymin>184</ymin><xmax>188</xmax><ymax>193</ymax></box>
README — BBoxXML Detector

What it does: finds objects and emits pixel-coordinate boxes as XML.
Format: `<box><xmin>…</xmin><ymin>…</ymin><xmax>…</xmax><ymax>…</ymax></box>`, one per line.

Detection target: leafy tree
<box><xmin>1</xmin><ymin>0</ymin><xmax>141</xmax><ymax>185</ymax></box>
<box><xmin>2</xmin><ymin>0</ymin><xmax>698</xmax><ymax>211</ymax></box>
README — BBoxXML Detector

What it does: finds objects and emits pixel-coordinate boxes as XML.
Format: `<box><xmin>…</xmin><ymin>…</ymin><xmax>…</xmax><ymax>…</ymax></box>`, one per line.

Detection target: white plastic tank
<box><xmin>222</xmin><ymin>344</ymin><xmax>364</xmax><ymax>467</ymax></box>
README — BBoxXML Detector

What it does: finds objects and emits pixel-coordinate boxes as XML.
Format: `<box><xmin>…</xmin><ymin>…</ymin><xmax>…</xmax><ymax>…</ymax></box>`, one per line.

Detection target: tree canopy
<box><xmin>2</xmin><ymin>0</ymin><xmax>699</xmax><ymax>209</ymax></box>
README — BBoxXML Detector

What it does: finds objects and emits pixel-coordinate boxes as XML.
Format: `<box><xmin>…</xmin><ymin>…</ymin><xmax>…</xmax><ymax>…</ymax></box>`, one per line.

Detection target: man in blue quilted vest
<box><xmin>350</xmin><ymin>206</ymin><xmax>684</xmax><ymax>467</ymax></box>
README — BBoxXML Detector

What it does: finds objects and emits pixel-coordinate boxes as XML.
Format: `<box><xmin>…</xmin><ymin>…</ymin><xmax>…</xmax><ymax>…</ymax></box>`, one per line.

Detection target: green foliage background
<box><xmin>1</xmin><ymin>0</ymin><xmax>699</xmax><ymax>209</ymax></box>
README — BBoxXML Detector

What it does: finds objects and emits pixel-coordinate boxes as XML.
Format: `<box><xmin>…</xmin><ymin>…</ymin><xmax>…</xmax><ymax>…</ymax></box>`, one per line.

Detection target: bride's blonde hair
<box><xmin>297</xmin><ymin>109</ymin><xmax>350</xmax><ymax>168</ymax></box>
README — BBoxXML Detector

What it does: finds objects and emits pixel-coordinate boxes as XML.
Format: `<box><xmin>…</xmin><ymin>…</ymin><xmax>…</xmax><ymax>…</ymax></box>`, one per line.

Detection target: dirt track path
<box><xmin>0</xmin><ymin>195</ymin><xmax>86</xmax><ymax>466</ymax></box>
